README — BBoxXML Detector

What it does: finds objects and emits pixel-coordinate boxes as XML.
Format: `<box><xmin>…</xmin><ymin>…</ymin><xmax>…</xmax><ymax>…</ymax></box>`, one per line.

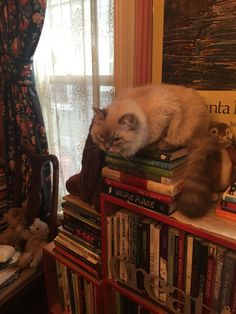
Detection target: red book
<box><xmin>203</xmin><ymin>243</ymin><xmax>217</xmax><ymax>313</ymax></box>
<box><xmin>102</xmin><ymin>166</ymin><xmax>183</xmax><ymax>197</ymax></box>
<box><xmin>104</xmin><ymin>178</ymin><xmax>174</xmax><ymax>204</ymax></box>
<box><xmin>215</xmin><ymin>207</ymin><xmax>236</xmax><ymax>222</ymax></box>
<box><xmin>221</xmin><ymin>200</ymin><xmax>236</xmax><ymax>212</ymax></box>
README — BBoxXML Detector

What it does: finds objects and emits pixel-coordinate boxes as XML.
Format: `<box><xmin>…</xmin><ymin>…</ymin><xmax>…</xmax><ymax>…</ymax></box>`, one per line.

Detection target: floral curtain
<box><xmin>0</xmin><ymin>1</ymin><xmax>50</xmax><ymax>215</ymax></box>
<box><xmin>34</xmin><ymin>0</ymin><xmax>114</xmax><ymax>202</ymax></box>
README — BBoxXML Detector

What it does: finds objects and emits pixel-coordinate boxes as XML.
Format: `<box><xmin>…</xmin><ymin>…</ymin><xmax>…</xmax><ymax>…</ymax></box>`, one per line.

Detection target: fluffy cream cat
<box><xmin>90</xmin><ymin>83</ymin><xmax>219</xmax><ymax>218</ymax></box>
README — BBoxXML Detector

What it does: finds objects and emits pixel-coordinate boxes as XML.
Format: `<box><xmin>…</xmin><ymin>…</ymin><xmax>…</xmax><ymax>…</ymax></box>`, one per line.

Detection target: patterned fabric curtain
<box><xmin>0</xmin><ymin>1</ymin><xmax>50</xmax><ymax>214</ymax></box>
<box><xmin>34</xmin><ymin>0</ymin><xmax>114</xmax><ymax>201</ymax></box>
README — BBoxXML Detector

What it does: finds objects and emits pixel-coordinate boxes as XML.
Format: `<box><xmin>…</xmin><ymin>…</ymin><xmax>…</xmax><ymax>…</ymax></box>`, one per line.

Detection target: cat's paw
<box><xmin>157</xmin><ymin>139</ymin><xmax>174</xmax><ymax>151</ymax></box>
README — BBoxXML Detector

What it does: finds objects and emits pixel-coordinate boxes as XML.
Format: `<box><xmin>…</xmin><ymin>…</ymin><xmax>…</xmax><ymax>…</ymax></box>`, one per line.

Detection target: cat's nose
<box><xmin>104</xmin><ymin>143</ymin><xmax>112</xmax><ymax>151</ymax></box>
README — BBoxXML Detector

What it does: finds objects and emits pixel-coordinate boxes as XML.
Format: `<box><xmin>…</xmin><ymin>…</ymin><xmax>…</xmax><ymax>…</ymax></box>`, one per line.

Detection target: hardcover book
<box><xmin>102</xmin><ymin>166</ymin><xmax>183</xmax><ymax>197</ymax></box>
<box><xmin>105</xmin><ymin>155</ymin><xmax>185</xmax><ymax>179</ymax></box>
<box><xmin>137</xmin><ymin>146</ymin><xmax>188</xmax><ymax>162</ymax></box>
<box><xmin>104</xmin><ymin>180</ymin><xmax>176</xmax><ymax>215</ymax></box>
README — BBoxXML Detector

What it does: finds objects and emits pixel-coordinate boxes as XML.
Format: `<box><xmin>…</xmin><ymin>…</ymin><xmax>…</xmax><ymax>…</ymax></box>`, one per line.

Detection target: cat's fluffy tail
<box><xmin>176</xmin><ymin>136</ymin><xmax>220</xmax><ymax>218</ymax></box>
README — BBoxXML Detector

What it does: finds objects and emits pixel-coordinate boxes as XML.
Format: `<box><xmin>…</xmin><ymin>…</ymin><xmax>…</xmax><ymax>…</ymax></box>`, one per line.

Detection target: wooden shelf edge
<box><xmin>101</xmin><ymin>193</ymin><xmax>236</xmax><ymax>250</ymax></box>
<box><xmin>43</xmin><ymin>242</ymin><xmax>103</xmax><ymax>286</ymax></box>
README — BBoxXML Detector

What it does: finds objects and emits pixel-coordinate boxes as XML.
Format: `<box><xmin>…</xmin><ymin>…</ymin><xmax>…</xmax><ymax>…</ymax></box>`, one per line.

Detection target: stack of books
<box><xmin>0</xmin><ymin>245</ymin><xmax>22</xmax><ymax>294</ymax></box>
<box><xmin>103</xmin><ymin>146</ymin><xmax>188</xmax><ymax>215</ymax></box>
<box><xmin>215</xmin><ymin>181</ymin><xmax>236</xmax><ymax>222</ymax></box>
<box><xmin>0</xmin><ymin>163</ymin><xmax>9</xmax><ymax>231</ymax></box>
<box><xmin>54</xmin><ymin>194</ymin><xmax>102</xmax><ymax>279</ymax></box>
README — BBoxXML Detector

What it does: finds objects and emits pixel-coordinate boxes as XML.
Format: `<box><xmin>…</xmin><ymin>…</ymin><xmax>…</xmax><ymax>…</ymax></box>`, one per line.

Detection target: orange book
<box><xmin>215</xmin><ymin>207</ymin><xmax>236</xmax><ymax>222</ymax></box>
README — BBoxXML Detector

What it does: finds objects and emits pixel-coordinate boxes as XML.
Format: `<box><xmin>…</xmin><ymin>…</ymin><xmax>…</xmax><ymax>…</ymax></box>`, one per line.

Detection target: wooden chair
<box><xmin>0</xmin><ymin>147</ymin><xmax>59</xmax><ymax>313</ymax></box>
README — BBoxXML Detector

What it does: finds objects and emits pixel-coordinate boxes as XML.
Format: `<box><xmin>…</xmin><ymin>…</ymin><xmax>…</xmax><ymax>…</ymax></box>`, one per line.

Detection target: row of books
<box><xmin>112</xmin><ymin>292</ymin><xmax>167</xmax><ymax>314</ymax></box>
<box><xmin>54</xmin><ymin>194</ymin><xmax>102</xmax><ymax>279</ymax></box>
<box><xmin>215</xmin><ymin>182</ymin><xmax>236</xmax><ymax>222</ymax></box>
<box><xmin>106</xmin><ymin>208</ymin><xmax>236</xmax><ymax>314</ymax></box>
<box><xmin>0</xmin><ymin>163</ymin><xmax>9</xmax><ymax>231</ymax></box>
<box><xmin>103</xmin><ymin>147</ymin><xmax>188</xmax><ymax>216</ymax></box>
<box><xmin>55</xmin><ymin>259</ymin><xmax>99</xmax><ymax>314</ymax></box>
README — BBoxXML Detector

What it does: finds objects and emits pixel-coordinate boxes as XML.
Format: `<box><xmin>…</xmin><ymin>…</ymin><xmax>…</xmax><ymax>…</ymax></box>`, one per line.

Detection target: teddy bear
<box><xmin>0</xmin><ymin>207</ymin><xmax>29</xmax><ymax>249</ymax></box>
<box><xmin>18</xmin><ymin>218</ymin><xmax>49</xmax><ymax>268</ymax></box>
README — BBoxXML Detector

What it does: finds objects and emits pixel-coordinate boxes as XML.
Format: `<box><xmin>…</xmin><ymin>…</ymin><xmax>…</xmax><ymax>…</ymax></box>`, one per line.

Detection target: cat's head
<box><xmin>90</xmin><ymin>103</ymin><xmax>148</xmax><ymax>157</ymax></box>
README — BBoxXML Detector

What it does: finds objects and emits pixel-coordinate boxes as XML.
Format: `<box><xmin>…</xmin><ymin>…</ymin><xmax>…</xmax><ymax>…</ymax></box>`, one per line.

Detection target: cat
<box><xmin>90</xmin><ymin>83</ymin><xmax>220</xmax><ymax>218</ymax></box>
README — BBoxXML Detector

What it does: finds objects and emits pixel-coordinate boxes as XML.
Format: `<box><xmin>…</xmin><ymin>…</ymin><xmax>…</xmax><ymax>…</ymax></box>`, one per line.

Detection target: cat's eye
<box><xmin>98</xmin><ymin>134</ymin><xmax>104</xmax><ymax>141</ymax></box>
<box><xmin>113</xmin><ymin>137</ymin><xmax>121</xmax><ymax>143</ymax></box>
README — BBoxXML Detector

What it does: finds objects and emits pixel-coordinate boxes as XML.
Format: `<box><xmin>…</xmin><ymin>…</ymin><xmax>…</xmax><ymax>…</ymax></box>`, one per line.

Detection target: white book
<box><xmin>185</xmin><ymin>235</ymin><xmax>194</xmax><ymax>297</ymax></box>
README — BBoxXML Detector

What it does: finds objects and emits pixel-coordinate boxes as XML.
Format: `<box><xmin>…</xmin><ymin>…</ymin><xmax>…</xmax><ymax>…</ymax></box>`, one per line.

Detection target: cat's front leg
<box><xmin>156</xmin><ymin>138</ymin><xmax>176</xmax><ymax>151</ymax></box>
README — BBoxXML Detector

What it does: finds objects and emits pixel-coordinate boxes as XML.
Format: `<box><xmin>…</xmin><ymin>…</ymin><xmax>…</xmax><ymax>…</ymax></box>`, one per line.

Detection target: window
<box><xmin>34</xmin><ymin>0</ymin><xmax>114</xmax><ymax>200</ymax></box>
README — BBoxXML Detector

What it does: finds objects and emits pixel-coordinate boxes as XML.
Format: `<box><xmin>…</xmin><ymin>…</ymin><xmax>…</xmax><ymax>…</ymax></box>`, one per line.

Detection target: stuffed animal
<box><xmin>18</xmin><ymin>218</ymin><xmax>49</xmax><ymax>268</ymax></box>
<box><xmin>0</xmin><ymin>207</ymin><xmax>29</xmax><ymax>249</ymax></box>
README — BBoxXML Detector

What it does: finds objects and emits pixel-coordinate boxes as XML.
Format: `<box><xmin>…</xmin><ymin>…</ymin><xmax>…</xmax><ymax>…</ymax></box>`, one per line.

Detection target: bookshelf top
<box><xmin>101</xmin><ymin>193</ymin><xmax>236</xmax><ymax>250</ymax></box>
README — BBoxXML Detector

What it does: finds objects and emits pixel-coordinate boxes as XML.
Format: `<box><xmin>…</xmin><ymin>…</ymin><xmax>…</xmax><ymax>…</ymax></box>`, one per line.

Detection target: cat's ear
<box><xmin>118</xmin><ymin>113</ymin><xmax>139</xmax><ymax>130</ymax></box>
<box><xmin>93</xmin><ymin>107</ymin><xmax>107</xmax><ymax>121</ymax></box>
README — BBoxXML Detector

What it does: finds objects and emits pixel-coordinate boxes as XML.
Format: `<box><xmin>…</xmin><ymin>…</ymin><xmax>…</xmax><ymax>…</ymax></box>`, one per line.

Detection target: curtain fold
<box><xmin>114</xmin><ymin>0</ymin><xmax>153</xmax><ymax>93</ymax></box>
<box><xmin>0</xmin><ymin>0</ymin><xmax>50</xmax><ymax>215</ymax></box>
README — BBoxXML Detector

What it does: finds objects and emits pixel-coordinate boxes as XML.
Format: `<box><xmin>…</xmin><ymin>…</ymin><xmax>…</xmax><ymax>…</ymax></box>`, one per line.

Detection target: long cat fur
<box><xmin>90</xmin><ymin>83</ymin><xmax>220</xmax><ymax>218</ymax></box>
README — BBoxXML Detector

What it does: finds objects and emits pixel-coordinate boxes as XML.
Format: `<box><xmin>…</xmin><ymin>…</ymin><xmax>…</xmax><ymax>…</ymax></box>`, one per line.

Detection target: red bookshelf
<box><xmin>43</xmin><ymin>242</ymin><xmax>103</xmax><ymax>314</ymax></box>
<box><xmin>101</xmin><ymin>193</ymin><xmax>236</xmax><ymax>314</ymax></box>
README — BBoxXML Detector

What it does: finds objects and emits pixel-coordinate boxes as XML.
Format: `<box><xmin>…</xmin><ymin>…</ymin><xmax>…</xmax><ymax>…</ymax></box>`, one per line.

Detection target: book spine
<box><xmin>107</xmin><ymin>215</ymin><xmax>113</xmax><ymax>279</ymax></box>
<box><xmin>203</xmin><ymin>243</ymin><xmax>217</xmax><ymax>312</ymax></box>
<box><xmin>62</xmin><ymin>218</ymin><xmax>101</xmax><ymax>242</ymax></box>
<box><xmin>105</xmin><ymin>155</ymin><xmax>178</xmax><ymax>178</ymax></box>
<box><xmin>105</xmin><ymin>178</ymin><xmax>174</xmax><ymax>204</ymax></box>
<box><xmin>127</xmin><ymin>167</ymin><xmax>177</xmax><ymax>185</ymax></box>
<box><xmin>119</xmin><ymin>210</ymin><xmax>129</xmax><ymax>283</ymax></box>
<box><xmin>199</xmin><ymin>242</ymin><xmax>209</xmax><ymax>295</ymax></box>
<box><xmin>167</xmin><ymin>227</ymin><xmax>179</xmax><ymax>287</ymax></box>
<box><xmin>185</xmin><ymin>235</ymin><xmax>194</xmax><ymax>298</ymax></box>
<box><xmin>140</xmin><ymin>218</ymin><xmax>151</xmax><ymax>274</ymax></box>
<box><xmin>60</xmin><ymin>263</ymin><xmax>72</xmax><ymax>314</ymax></box>
<box><xmin>54</xmin><ymin>243</ymin><xmax>101</xmax><ymax>278</ymax></box>
<box><xmin>54</xmin><ymin>236</ymin><xmax>100</xmax><ymax>266</ymax></box>
<box><xmin>71</xmin><ymin>271</ymin><xmax>81</xmax><ymax>314</ymax></box>
<box><xmin>63</xmin><ymin>209</ymin><xmax>100</xmax><ymax>230</ymax></box>
<box><xmin>66</xmin><ymin>268</ymin><xmax>76</xmax><ymax>314</ymax></box>
<box><xmin>102</xmin><ymin>166</ymin><xmax>183</xmax><ymax>197</ymax></box>
<box><xmin>129</xmin><ymin>213</ymin><xmax>140</xmax><ymax>265</ymax></box>
<box><xmin>56</xmin><ymin>233</ymin><xmax>101</xmax><ymax>261</ymax></box>
<box><xmin>55</xmin><ymin>260</ymin><xmax>66</xmax><ymax>312</ymax></box>
<box><xmin>138</xmin><ymin>147</ymin><xmax>188</xmax><ymax>162</ymax></box>
<box><xmin>211</xmin><ymin>246</ymin><xmax>226</xmax><ymax>312</ymax></box>
<box><xmin>159</xmin><ymin>224</ymin><xmax>169</xmax><ymax>303</ymax></box>
<box><xmin>221</xmin><ymin>200</ymin><xmax>236</xmax><ymax>212</ymax></box>
<box><xmin>215</xmin><ymin>207</ymin><xmax>236</xmax><ymax>222</ymax></box>
<box><xmin>129</xmin><ymin>155</ymin><xmax>185</xmax><ymax>169</ymax></box>
<box><xmin>149</xmin><ymin>221</ymin><xmax>161</xmax><ymax>299</ymax></box>
<box><xmin>177</xmin><ymin>230</ymin><xmax>186</xmax><ymax>311</ymax></box>
<box><xmin>219</xmin><ymin>251</ymin><xmax>236</xmax><ymax>312</ymax></box>
<box><xmin>62</xmin><ymin>201</ymin><xmax>100</xmax><ymax>224</ymax></box>
<box><xmin>104</xmin><ymin>184</ymin><xmax>175</xmax><ymax>215</ymax></box>
<box><xmin>58</xmin><ymin>227</ymin><xmax>101</xmax><ymax>253</ymax></box>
